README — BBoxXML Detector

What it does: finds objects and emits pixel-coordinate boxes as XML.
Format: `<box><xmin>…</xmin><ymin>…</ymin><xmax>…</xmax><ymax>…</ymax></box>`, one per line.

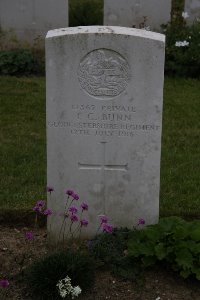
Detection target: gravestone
<box><xmin>46</xmin><ymin>26</ymin><xmax>165</xmax><ymax>240</ymax></box>
<box><xmin>185</xmin><ymin>0</ymin><xmax>200</xmax><ymax>24</ymax></box>
<box><xmin>0</xmin><ymin>0</ymin><xmax>68</xmax><ymax>46</ymax></box>
<box><xmin>104</xmin><ymin>0</ymin><xmax>171</xmax><ymax>32</ymax></box>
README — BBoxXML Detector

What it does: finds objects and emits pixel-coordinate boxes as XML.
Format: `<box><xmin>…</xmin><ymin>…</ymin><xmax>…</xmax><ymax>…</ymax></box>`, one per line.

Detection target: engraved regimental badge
<box><xmin>78</xmin><ymin>49</ymin><xmax>130</xmax><ymax>99</ymax></box>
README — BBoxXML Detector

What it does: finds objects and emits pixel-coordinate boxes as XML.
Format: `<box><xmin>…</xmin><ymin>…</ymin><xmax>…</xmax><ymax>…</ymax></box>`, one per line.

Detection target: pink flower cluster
<box><xmin>25</xmin><ymin>231</ymin><xmax>34</xmax><ymax>241</ymax></box>
<box><xmin>66</xmin><ymin>189</ymin><xmax>79</xmax><ymax>200</ymax></box>
<box><xmin>64</xmin><ymin>190</ymin><xmax>89</xmax><ymax>228</ymax></box>
<box><xmin>46</xmin><ymin>186</ymin><xmax>54</xmax><ymax>194</ymax></box>
<box><xmin>138</xmin><ymin>218</ymin><xmax>145</xmax><ymax>225</ymax></box>
<box><xmin>33</xmin><ymin>200</ymin><xmax>53</xmax><ymax>216</ymax></box>
<box><xmin>0</xmin><ymin>279</ymin><xmax>9</xmax><ymax>288</ymax></box>
<box><xmin>99</xmin><ymin>215</ymin><xmax>114</xmax><ymax>233</ymax></box>
<box><xmin>67</xmin><ymin>203</ymin><xmax>89</xmax><ymax>227</ymax></box>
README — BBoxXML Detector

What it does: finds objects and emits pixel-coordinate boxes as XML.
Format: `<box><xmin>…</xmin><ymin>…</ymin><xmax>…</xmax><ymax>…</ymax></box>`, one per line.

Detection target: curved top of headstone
<box><xmin>46</xmin><ymin>25</ymin><xmax>165</xmax><ymax>42</ymax></box>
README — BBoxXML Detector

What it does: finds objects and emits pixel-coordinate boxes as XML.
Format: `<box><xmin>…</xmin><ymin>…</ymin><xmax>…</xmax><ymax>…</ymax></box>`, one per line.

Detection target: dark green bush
<box><xmin>90</xmin><ymin>228</ymin><xmax>129</xmax><ymax>264</ymax></box>
<box><xmin>89</xmin><ymin>228</ymin><xmax>136</xmax><ymax>279</ymax></box>
<box><xmin>26</xmin><ymin>250</ymin><xmax>95</xmax><ymax>299</ymax></box>
<box><xmin>69</xmin><ymin>0</ymin><xmax>103</xmax><ymax>26</ymax></box>
<box><xmin>164</xmin><ymin>20</ymin><xmax>200</xmax><ymax>77</ymax></box>
<box><xmin>128</xmin><ymin>217</ymin><xmax>200</xmax><ymax>280</ymax></box>
<box><xmin>0</xmin><ymin>49</ymin><xmax>42</xmax><ymax>76</ymax></box>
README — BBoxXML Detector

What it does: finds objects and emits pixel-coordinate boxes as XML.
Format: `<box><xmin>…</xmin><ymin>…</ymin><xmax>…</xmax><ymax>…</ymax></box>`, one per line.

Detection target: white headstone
<box><xmin>184</xmin><ymin>0</ymin><xmax>200</xmax><ymax>24</ymax></box>
<box><xmin>46</xmin><ymin>26</ymin><xmax>165</xmax><ymax>240</ymax></box>
<box><xmin>0</xmin><ymin>0</ymin><xmax>68</xmax><ymax>46</ymax></box>
<box><xmin>104</xmin><ymin>0</ymin><xmax>171</xmax><ymax>32</ymax></box>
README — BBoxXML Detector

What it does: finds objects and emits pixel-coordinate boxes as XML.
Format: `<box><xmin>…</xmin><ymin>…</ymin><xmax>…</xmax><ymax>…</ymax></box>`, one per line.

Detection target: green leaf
<box><xmin>159</xmin><ymin>217</ymin><xmax>185</xmax><ymax>233</ymax></box>
<box><xmin>190</xmin><ymin>228</ymin><xmax>200</xmax><ymax>242</ymax></box>
<box><xmin>144</xmin><ymin>227</ymin><xmax>162</xmax><ymax>242</ymax></box>
<box><xmin>193</xmin><ymin>267</ymin><xmax>200</xmax><ymax>280</ymax></box>
<box><xmin>173</xmin><ymin>225</ymin><xmax>190</xmax><ymax>239</ymax></box>
<box><xmin>175</xmin><ymin>248</ymin><xmax>193</xmax><ymax>269</ymax></box>
<box><xmin>128</xmin><ymin>241</ymin><xmax>154</xmax><ymax>257</ymax></box>
<box><xmin>155</xmin><ymin>243</ymin><xmax>168</xmax><ymax>260</ymax></box>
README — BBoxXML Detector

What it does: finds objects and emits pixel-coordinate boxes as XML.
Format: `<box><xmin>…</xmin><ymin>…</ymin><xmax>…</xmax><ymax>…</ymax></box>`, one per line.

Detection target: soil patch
<box><xmin>0</xmin><ymin>225</ymin><xmax>200</xmax><ymax>300</ymax></box>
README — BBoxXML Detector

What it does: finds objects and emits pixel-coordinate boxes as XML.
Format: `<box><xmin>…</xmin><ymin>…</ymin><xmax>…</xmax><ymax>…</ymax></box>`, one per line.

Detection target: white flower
<box><xmin>175</xmin><ymin>40</ymin><xmax>189</xmax><ymax>47</ymax></box>
<box><xmin>71</xmin><ymin>286</ymin><xmax>82</xmax><ymax>299</ymax></box>
<box><xmin>60</xmin><ymin>290</ymin><xmax>68</xmax><ymax>298</ymax></box>
<box><xmin>182</xmin><ymin>11</ymin><xmax>189</xmax><ymax>19</ymax></box>
<box><xmin>57</xmin><ymin>276</ymin><xmax>82</xmax><ymax>299</ymax></box>
<box><xmin>155</xmin><ymin>297</ymin><xmax>161</xmax><ymax>300</ymax></box>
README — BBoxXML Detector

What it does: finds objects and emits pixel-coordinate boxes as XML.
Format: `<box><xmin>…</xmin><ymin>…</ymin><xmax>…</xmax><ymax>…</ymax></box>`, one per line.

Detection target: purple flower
<box><xmin>43</xmin><ymin>208</ymin><xmax>53</xmax><ymax>216</ymax></box>
<box><xmin>25</xmin><ymin>232</ymin><xmax>34</xmax><ymax>241</ymax></box>
<box><xmin>138</xmin><ymin>218</ymin><xmax>145</xmax><ymax>225</ymax></box>
<box><xmin>33</xmin><ymin>206</ymin><xmax>41</xmax><ymax>213</ymax></box>
<box><xmin>99</xmin><ymin>215</ymin><xmax>108</xmax><ymax>224</ymax></box>
<box><xmin>37</xmin><ymin>200</ymin><xmax>46</xmax><ymax>207</ymax></box>
<box><xmin>33</xmin><ymin>200</ymin><xmax>46</xmax><ymax>213</ymax></box>
<box><xmin>81</xmin><ymin>202</ymin><xmax>88</xmax><ymax>211</ymax></box>
<box><xmin>80</xmin><ymin>219</ymin><xmax>89</xmax><ymax>227</ymax></box>
<box><xmin>72</xmin><ymin>193</ymin><xmax>79</xmax><ymax>200</ymax></box>
<box><xmin>66</xmin><ymin>189</ymin><xmax>74</xmax><ymax>196</ymax></box>
<box><xmin>70</xmin><ymin>214</ymin><xmax>79</xmax><ymax>223</ymax></box>
<box><xmin>69</xmin><ymin>206</ymin><xmax>78</xmax><ymax>214</ymax></box>
<box><xmin>46</xmin><ymin>186</ymin><xmax>54</xmax><ymax>193</ymax></box>
<box><xmin>0</xmin><ymin>279</ymin><xmax>9</xmax><ymax>288</ymax></box>
<box><xmin>102</xmin><ymin>223</ymin><xmax>113</xmax><ymax>233</ymax></box>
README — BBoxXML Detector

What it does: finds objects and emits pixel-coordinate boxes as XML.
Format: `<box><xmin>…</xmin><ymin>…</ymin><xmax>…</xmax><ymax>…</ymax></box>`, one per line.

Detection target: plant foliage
<box><xmin>0</xmin><ymin>49</ymin><xmax>39</xmax><ymax>76</ymax></box>
<box><xmin>89</xmin><ymin>228</ymin><xmax>137</xmax><ymax>279</ymax></box>
<box><xmin>128</xmin><ymin>217</ymin><xmax>200</xmax><ymax>280</ymax></box>
<box><xmin>164</xmin><ymin>20</ymin><xmax>200</xmax><ymax>78</ymax></box>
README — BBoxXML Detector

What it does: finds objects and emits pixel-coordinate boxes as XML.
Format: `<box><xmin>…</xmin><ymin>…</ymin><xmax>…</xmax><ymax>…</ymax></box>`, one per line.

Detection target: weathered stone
<box><xmin>0</xmin><ymin>0</ymin><xmax>68</xmax><ymax>46</ymax></box>
<box><xmin>46</xmin><ymin>26</ymin><xmax>165</xmax><ymax>240</ymax></box>
<box><xmin>184</xmin><ymin>0</ymin><xmax>200</xmax><ymax>24</ymax></box>
<box><xmin>104</xmin><ymin>0</ymin><xmax>171</xmax><ymax>32</ymax></box>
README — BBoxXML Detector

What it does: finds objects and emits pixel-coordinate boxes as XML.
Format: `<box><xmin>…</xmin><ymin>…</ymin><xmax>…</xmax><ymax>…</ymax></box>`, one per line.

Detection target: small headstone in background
<box><xmin>46</xmin><ymin>26</ymin><xmax>165</xmax><ymax>240</ymax></box>
<box><xmin>0</xmin><ymin>0</ymin><xmax>68</xmax><ymax>46</ymax></box>
<box><xmin>184</xmin><ymin>0</ymin><xmax>200</xmax><ymax>24</ymax></box>
<box><xmin>104</xmin><ymin>0</ymin><xmax>171</xmax><ymax>32</ymax></box>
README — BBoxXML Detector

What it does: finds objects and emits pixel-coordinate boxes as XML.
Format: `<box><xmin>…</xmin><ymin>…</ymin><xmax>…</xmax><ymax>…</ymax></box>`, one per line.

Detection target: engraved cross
<box><xmin>78</xmin><ymin>141</ymin><xmax>128</xmax><ymax>213</ymax></box>
<box><xmin>78</xmin><ymin>141</ymin><xmax>128</xmax><ymax>172</ymax></box>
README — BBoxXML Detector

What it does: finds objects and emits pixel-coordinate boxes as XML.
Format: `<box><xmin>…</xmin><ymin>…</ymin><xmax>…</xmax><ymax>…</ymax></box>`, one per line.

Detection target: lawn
<box><xmin>0</xmin><ymin>76</ymin><xmax>200</xmax><ymax>218</ymax></box>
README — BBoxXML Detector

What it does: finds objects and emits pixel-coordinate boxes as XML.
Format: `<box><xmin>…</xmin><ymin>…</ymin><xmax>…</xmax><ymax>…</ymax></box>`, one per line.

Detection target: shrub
<box><xmin>90</xmin><ymin>228</ymin><xmax>129</xmax><ymax>264</ymax></box>
<box><xmin>0</xmin><ymin>49</ymin><xmax>35</xmax><ymax>75</ymax></box>
<box><xmin>89</xmin><ymin>228</ymin><xmax>137</xmax><ymax>279</ymax></box>
<box><xmin>0</xmin><ymin>49</ymin><xmax>44</xmax><ymax>76</ymax></box>
<box><xmin>164</xmin><ymin>20</ymin><xmax>200</xmax><ymax>78</ymax></box>
<box><xmin>128</xmin><ymin>217</ymin><xmax>200</xmax><ymax>280</ymax></box>
<box><xmin>26</xmin><ymin>250</ymin><xmax>95</xmax><ymax>299</ymax></box>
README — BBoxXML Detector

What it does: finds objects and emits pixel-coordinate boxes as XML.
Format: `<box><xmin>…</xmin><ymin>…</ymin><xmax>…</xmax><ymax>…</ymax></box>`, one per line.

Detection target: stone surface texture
<box><xmin>104</xmin><ymin>0</ymin><xmax>171</xmax><ymax>32</ymax></box>
<box><xmin>185</xmin><ymin>0</ymin><xmax>200</xmax><ymax>24</ymax></box>
<box><xmin>46</xmin><ymin>26</ymin><xmax>165</xmax><ymax>239</ymax></box>
<box><xmin>0</xmin><ymin>0</ymin><xmax>68</xmax><ymax>45</ymax></box>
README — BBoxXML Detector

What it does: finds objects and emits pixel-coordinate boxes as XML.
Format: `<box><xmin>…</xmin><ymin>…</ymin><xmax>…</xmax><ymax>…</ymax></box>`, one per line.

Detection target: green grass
<box><xmin>0</xmin><ymin>76</ymin><xmax>46</xmax><ymax>209</ymax></box>
<box><xmin>0</xmin><ymin>76</ymin><xmax>200</xmax><ymax>218</ymax></box>
<box><xmin>160</xmin><ymin>77</ymin><xmax>200</xmax><ymax>217</ymax></box>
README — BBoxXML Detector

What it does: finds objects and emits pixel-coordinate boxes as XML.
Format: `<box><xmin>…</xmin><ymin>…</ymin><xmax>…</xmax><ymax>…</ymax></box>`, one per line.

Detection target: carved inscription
<box><xmin>78</xmin><ymin>49</ymin><xmax>130</xmax><ymax>99</ymax></box>
<box><xmin>48</xmin><ymin>104</ymin><xmax>160</xmax><ymax>138</ymax></box>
